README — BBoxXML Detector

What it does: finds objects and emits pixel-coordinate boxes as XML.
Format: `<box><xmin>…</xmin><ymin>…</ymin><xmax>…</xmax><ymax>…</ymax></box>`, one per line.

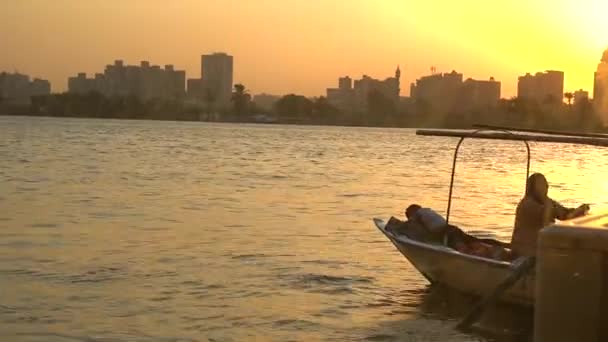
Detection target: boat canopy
<box><xmin>415</xmin><ymin>126</ymin><xmax>608</xmax><ymax>223</ymax></box>
<box><xmin>417</xmin><ymin>128</ymin><xmax>608</xmax><ymax>148</ymax></box>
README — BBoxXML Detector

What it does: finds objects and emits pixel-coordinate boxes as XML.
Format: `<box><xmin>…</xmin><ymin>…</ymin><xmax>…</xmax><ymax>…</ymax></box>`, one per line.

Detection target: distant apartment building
<box><xmin>410</xmin><ymin>70</ymin><xmax>463</xmax><ymax>115</ymax></box>
<box><xmin>594</xmin><ymin>49</ymin><xmax>608</xmax><ymax>124</ymax></box>
<box><xmin>186</xmin><ymin>79</ymin><xmax>205</xmax><ymax>100</ymax></box>
<box><xmin>187</xmin><ymin>53</ymin><xmax>234</xmax><ymax>107</ymax></box>
<box><xmin>460</xmin><ymin>77</ymin><xmax>501</xmax><ymax>111</ymax></box>
<box><xmin>326</xmin><ymin>67</ymin><xmax>400</xmax><ymax>112</ymax></box>
<box><xmin>517</xmin><ymin>70</ymin><xmax>564</xmax><ymax>104</ymax></box>
<box><xmin>252</xmin><ymin>93</ymin><xmax>280</xmax><ymax>111</ymax></box>
<box><xmin>326</xmin><ymin>76</ymin><xmax>355</xmax><ymax>112</ymax></box>
<box><xmin>68</xmin><ymin>60</ymin><xmax>186</xmax><ymax>100</ymax></box>
<box><xmin>68</xmin><ymin>73</ymin><xmax>97</xmax><ymax>95</ymax></box>
<box><xmin>354</xmin><ymin>68</ymin><xmax>401</xmax><ymax>109</ymax></box>
<box><xmin>573</xmin><ymin>89</ymin><xmax>589</xmax><ymax>105</ymax></box>
<box><xmin>0</xmin><ymin>72</ymin><xmax>50</xmax><ymax>105</ymax></box>
<box><xmin>409</xmin><ymin>70</ymin><xmax>499</xmax><ymax>115</ymax></box>
<box><xmin>202</xmin><ymin>53</ymin><xmax>233</xmax><ymax>106</ymax></box>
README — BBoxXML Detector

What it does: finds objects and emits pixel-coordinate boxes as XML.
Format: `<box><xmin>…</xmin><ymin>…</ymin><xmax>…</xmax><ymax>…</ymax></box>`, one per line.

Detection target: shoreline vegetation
<box><xmin>1</xmin><ymin>89</ymin><xmax>606</xmax><ymax>133</ymax></box>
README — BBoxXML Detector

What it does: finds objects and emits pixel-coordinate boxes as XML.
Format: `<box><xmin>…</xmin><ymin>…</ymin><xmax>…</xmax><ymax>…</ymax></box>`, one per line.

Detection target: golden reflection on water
<box><xmin>0</xmin><ymin>117</ymin><xmax>606</xmax><ymax>341</ymax></box>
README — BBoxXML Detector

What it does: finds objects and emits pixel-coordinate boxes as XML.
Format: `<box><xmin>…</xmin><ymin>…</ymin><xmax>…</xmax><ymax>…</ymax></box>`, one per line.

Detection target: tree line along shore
<box><xmin>1</xmin><ymin>85</ymin><xmax>606</xmax><ymax>132</ymax></box>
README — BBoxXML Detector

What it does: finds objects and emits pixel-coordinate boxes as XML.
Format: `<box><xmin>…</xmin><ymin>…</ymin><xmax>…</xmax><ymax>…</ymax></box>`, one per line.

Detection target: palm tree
<box><xmin>231</xmin><ymin>84</ymin><xmax>251</xmax><ymax>117</ymax></box>
<box><xmin>564</xmin><ymin>92</ymin><xmax>574</xmax><ymax>107</ymax></box>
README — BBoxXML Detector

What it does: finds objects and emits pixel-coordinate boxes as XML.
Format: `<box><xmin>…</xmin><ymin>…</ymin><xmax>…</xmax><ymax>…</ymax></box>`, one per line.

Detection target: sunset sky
<box><xmin>1</xmin><ymin>0</ymin><xmax>606</xmax><ymax>97</ymax></box>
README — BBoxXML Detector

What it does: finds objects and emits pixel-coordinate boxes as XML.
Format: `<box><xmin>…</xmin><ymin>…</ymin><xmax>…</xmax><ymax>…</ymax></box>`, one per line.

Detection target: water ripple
<box><xmin>1</xmin><ymin>117</ymin><xmax>604</xmax><ymax>341</ymax></box>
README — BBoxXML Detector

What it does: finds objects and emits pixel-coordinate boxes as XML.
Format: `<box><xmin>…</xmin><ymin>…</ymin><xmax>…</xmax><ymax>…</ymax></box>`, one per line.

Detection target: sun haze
<box><xmin>0</xmin><ymin>0</ymin><xmax>606</xmax><ymax>97</ymax></box>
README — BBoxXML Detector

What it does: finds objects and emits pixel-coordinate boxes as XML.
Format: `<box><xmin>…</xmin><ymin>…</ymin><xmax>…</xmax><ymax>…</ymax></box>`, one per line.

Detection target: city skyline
<box><xmin>1</xmin><ymin>0</ymin><xmax>606</xmax><ymax>98</ymax></box>
<box><xmin>2</xmin><ymin>52</ymin><xmax>605</xmax><ymax>100</ymax></box>
<box><xmin>1</xmin><ymin>55</ymin><xmax>602</xmax><ymax>98</ymax></box>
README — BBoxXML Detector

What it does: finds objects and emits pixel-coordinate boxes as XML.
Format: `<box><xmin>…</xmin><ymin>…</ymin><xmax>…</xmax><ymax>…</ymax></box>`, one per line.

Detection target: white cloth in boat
<box><xmin>415</xmin><ymin>208</ymin><xmax>447</xmax><ymax>233</ymax></box>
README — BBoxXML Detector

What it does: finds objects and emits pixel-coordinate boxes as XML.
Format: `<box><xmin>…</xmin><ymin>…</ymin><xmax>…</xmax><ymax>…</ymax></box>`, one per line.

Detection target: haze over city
<box><xmin>1</xmin><ymin>0</ymin><xmax>607</xmax><ymax>97</ymax></box>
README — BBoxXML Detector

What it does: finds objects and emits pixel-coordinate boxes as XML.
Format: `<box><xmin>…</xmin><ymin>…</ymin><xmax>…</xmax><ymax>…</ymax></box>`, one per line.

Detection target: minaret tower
<box><xmin>395</xmin><ymin>65</ymin><xmax>401</xmax><ymax>98</ymax></box>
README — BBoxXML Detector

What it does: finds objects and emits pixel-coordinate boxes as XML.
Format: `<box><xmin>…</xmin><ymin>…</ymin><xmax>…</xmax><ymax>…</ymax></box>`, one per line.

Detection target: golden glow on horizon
<box><xmin>0</xmin><ymin>0</ymin><xmax>606</xmax><ymax>97</ymax></box>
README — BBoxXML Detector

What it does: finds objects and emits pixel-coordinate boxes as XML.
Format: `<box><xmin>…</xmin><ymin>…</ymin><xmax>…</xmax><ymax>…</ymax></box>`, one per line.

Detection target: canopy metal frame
<box><xmin>417</xmin><ymin>126</ymin><xmax>608</xmax><ymax>224</ymax></box>
<box><xmin>445</xmin><ymin>129</ymin><xmax>530</xmax><ymax>224</ymax></box>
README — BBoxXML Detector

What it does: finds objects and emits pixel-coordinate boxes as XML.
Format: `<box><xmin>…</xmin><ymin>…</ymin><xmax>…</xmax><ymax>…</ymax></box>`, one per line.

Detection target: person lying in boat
<box><xmin>385</xmin><ymin>216</ymin><xmax>434</xmax><ymax>242</ymax></box>
<box><xmin>384</xmin><ymin>205</ymin><xmax>445</xmax><ymax>242</ymax></box>
<box><xmin>511</xmin><ymin>173</ymin><xmax>590</xmax><ymax>257</ymax></box>
<box><xmin>405</xmin><ymin>204</ymin><xmax>512</xmax><ymax>260</ymax></box>
<box><xmin>404</xmin><ymin>204</ymin><xmax>446</xmax><ymax>235</ymax></box>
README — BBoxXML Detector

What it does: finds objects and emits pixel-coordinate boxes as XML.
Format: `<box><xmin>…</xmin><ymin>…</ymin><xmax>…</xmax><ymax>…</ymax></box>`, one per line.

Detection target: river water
<box><xmin>1</xmin><ymin>116</ymin><xmax>607</xmax><ymax>341</ymax></box>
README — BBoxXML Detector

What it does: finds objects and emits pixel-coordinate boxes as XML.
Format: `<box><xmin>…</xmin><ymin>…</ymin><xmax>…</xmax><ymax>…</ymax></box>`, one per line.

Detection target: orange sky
<box><xmin>1</xmin><ymin>0</ymin><xmax>606</xmax><ymax>97</ymax></box>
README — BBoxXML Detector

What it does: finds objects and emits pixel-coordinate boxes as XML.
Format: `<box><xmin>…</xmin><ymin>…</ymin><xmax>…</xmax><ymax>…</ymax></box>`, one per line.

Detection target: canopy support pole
<box><xmin>445</xmin><ymin>129</ymin><xmax>531</xmax><ymax>224</ymax></box>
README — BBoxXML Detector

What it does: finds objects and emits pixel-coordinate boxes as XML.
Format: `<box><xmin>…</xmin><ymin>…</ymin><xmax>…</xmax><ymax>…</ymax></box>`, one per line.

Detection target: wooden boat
<box><xmin>374</xmin><ymin>218</ymin><xmax>535</xmax><ymax>306</ymax></box>
<box><xmin>373</xmin><ymin>126</ymin><xmax>608</xmax><ymax>307</ymax></box>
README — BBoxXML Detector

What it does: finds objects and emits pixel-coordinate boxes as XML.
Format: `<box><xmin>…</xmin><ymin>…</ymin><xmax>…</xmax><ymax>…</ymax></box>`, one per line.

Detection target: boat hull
<box><xmin>374</xmin><ymin>218</ymin><xmax>534</xmax><ymax>307</ymax></box>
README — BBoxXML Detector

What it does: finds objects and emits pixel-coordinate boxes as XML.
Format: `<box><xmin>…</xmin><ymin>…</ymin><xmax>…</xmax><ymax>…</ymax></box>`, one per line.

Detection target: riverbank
<box><xmin>0</xmin><ymin>100</ymin><xmax>434</xmax><ymax>129</ymax></box>
<box><xmin>2</xmin><ymin>91</ymin><xmax>607</xmax><ymax>132</ymax></box>
<box><xmin>3</xmin><ymin>110</ymin><xmax>608</xmax><ymax>134</ymax></box>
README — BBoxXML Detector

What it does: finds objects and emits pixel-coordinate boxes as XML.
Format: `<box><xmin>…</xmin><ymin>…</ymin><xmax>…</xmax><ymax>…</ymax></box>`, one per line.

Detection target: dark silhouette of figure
<box><xmin>511</xmin><ymin>173</ymin><xmax>590</xmax><ymax>257</ymax></box>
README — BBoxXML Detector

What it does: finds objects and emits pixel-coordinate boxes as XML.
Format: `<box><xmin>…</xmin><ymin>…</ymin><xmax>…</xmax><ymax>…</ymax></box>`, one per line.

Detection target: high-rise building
<box><xmin>354</xmin><ymin>67</ymin><xmax>401</xmax><ymax>109</ymax></box>
<box><xmin>103</xmin><ymin>60</ymin><xmax>129</xmax><ymax>96</ymax></box>
<box><xmin>326</xmin><ymin>76</ymin><xmax>355</xmax><ymax>112</ymax></box>
<box><xmin>326</xmin><ymin>67</ymin><xmax>400</xmax><ymax>112</ymax></box>
<box><xmin>68</xmin><ymin>60</ymin><xmax>185</xmax><ymax>100</ymax></box>
<box><xmin>573</xmin><ymin>89</ymin><xmax>589</xmax><ymax>106</ymax></box>
<box><xmin>517</xmin><ymin>70</ymin><xmax>564</xmax><ymax>104</ymax></box>
<box><xmin>460</xmin><ymin>77</ymin><xmax>501</xmax><ymax>111</ymax></box>
<box><xmin>68</xmin><ymin>73</ymin><xmax>96</xmax><ymax>94</ymax></box>
<box><xmin>187</xmin><ymin>79</ymin><xmax>204</xmax><ymax>100</ymax></box>
<box><xmin>339</xmin><ymin>76</ymin><xmax>352</xmax><ymax>91</ymax></box>
<box><xmin>30</xmin><ymin>79</ymin><xmax>51</xmax><ymax>96</ymax></box>
<box><xmin>201</xmin><ymin>53</ymin><xmax>233</xmax><ymax>107</ymax></box>
<box><xmin>410</xmin><ymin>71</ymin><xmax>501</xmax><ymax>115</ymax></box>
<box><xmin>594</xmin><ymin>49</ymin><xmax>608</xmax><ymax>124</ymax></box>
<box><xmin>411</xmin><ymin>70</ymin><xmax>463</xmax><ymax>115</ymax></box>
<box><xmin>164</xmin><ymin>65</ymin><xmax>186</xmax><ymax>100</ymax></box>
<box><xmin>0</xmin><ymin>72</ymin><xmax>50</xmax><ymax>104</ymax></box>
